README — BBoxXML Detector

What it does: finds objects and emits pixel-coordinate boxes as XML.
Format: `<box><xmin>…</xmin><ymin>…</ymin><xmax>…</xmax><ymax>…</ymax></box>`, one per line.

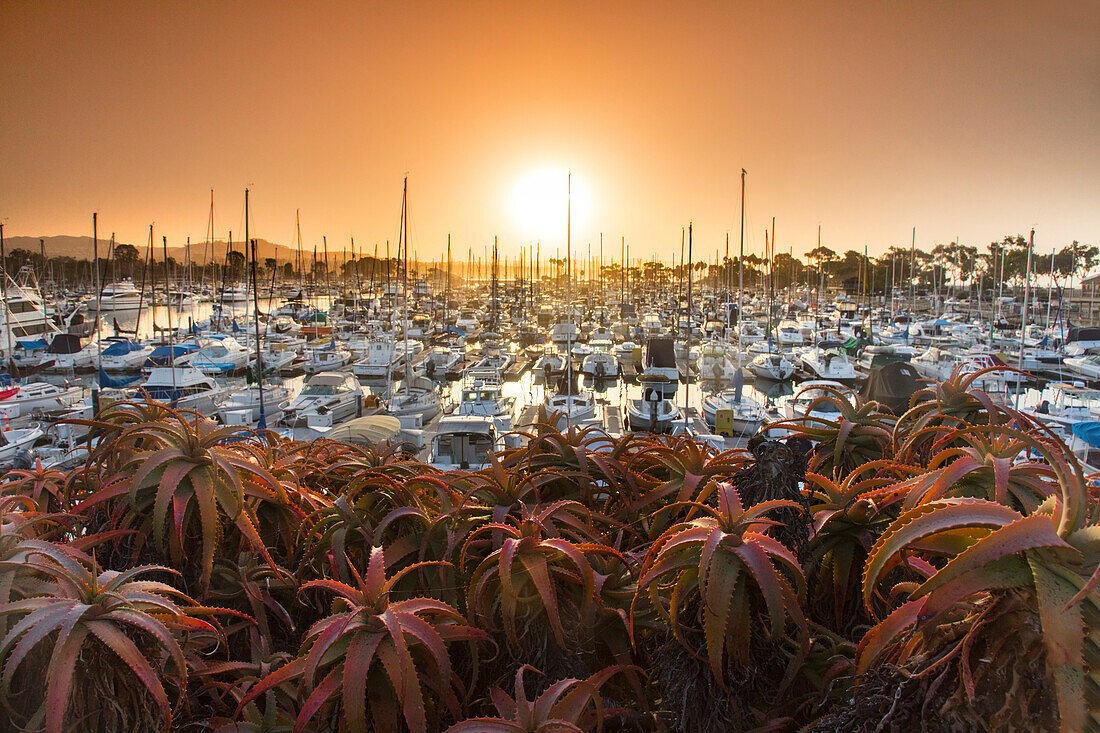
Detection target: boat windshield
<box><xmin>301</xmin><ymin>384</ymin><xmax>348</xmax><ymax>396</ymax></box>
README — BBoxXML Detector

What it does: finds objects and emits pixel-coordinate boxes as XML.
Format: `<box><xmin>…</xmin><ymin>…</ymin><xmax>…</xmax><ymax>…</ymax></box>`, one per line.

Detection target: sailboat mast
<box><xmin>738</xmin><ymin>169</ymin><xmax>745</xmax><ymax>350</ymax></box>
<box><xmin>402</xmin><ymin>177</ymin><xmax>411</xmax><ymax>385</ymax></box>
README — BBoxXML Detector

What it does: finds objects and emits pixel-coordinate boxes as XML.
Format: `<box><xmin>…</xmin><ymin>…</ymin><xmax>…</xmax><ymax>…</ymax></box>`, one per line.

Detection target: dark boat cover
<box><xmin>859</xmin><ymin>361</ymin><xmax>922</xmax><ymax>415</ymax></box>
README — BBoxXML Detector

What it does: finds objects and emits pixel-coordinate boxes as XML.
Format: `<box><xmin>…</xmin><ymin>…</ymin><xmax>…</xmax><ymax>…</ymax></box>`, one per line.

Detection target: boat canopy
<box><xmin>101</xmin><ymin>338</ymin><xmax>144</xmax><ymax>356</ymax></box>
<box><xmin>327</xmin><ymin>415</ymin><xmax>402</xmax><ymax>445</ymax></box>
<box><xmin>16</xmin><ymin>338</ymin><xmax>49</xmax><ymax>351</ymax></box>
<box><xmin>859</xmin><ymin>362</ymin><xmax>922</xmax><ymax>416</ymax></box>
<box><xmin>46</xmin><ymin>334</ymin><xmax>83</xmax><ymax>354</ymax></box>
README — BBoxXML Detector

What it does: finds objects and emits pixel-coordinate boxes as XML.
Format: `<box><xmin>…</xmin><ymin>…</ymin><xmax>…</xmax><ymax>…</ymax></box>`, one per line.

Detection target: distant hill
<box><xmin>2</xmin><ymin>235</ymin><xmax>357</xmax><ymax>265</ymax></box>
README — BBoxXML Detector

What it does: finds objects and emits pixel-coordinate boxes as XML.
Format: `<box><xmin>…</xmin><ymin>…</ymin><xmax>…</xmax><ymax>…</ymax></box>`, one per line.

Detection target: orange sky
<box><xmin>1</xmin><ymin>1</ymin><xmax>1097</xmax><ymax>264</ymax></box>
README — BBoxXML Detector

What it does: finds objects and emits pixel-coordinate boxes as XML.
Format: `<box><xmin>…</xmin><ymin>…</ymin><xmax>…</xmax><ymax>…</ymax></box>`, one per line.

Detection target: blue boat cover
<box><xmin>16</xmin><ymin>339</ymin><xmax>49</xmax><ymax>351</ymax></box>
<box><xmin>1072</xmin><ymin>422</ymin><xmax>1100</xmax><ymax>449</ymax></box>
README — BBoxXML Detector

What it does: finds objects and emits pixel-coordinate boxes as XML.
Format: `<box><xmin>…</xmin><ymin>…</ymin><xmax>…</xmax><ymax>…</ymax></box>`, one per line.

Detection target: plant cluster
<box><xmin>0</xmin><ymin>377</ymin><xmax>1095</xmax><ymax>732</ymax></box>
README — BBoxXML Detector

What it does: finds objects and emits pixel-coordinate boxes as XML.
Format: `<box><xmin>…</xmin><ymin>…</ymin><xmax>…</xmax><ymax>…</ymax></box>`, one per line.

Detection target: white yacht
<box><xmin>748</xmin><ymin>350</ymin><xmax>795</xmax><ymax>381</ymax></box>
<box><xmin>430</xmin><ymin>415</ymin><xmax>497</xmax><ymax>470</ymax></box>
<box><xmin>1020</xmin><ymin>382</ymin><xmax>1100</xmax><ymax>443</ymax></box>
<box><xmin>457</xmin><ymin>368</ymin><xmax>516</xmax><ymax>432</ymax></box>
<box><xmin>99</xmin><ymin>337</ymin><xmax>155</xmax><ymax>372</ymax></box>
<box><xmin>387</xmin><ymin>374</ymin><xmax>442</xmax><ymax>426</ymax></box>
<box><xmin>0</xmin><ymin>424</ymin><xmax>44</xmax><ymax>463</ymax></box>
<box><xmin>351</xmin><ymin>337</ymin><xmax>408</xmax><ymax>379</ymax></box>
<box><xmin>776</xmin><ymin>380</ymin><xmax>851</xmax><ymax>423</ymax></box>
<box><xmin>455</xmin><ymin>308</ymin><xmax>480</xmax><ymax>335</ymax></box>
<box><xmin>304</xmin><ymin>342</ymin><xmax>352</xmax><ymax>374</ymax></box>
<box><xmin>580</xmin><ymin>338</ymin><xmax>618</xmax><ymax>378</ymax></box>
<box><xmin>220</xmin><ymin>284</ymin><xmax>250</xmax><ymax>304</ymax></box>
<box><xmin>87</xmin><ymin>280</ymin><xmax>143</xmax><ymax>311</ymax></box>
<box><xmin>799</xmin><ymin>346</ymin><xmax>860</xmax><ymax>382</ymax></box>
<box><xmin>1064</xmin><ymin>354</ymin><xmax>1100</xmax><ymax>382</ymax></box>
<box><xmin>281</xmin><ymin>371</ymin><xmax>365</xmax><ymax>428</ymax></box>
<box><xmin>544</xmin><ymin>373</ymin><xmax>597</xmax><ymax>428</ymax></box>
<box><xmin>0</xmin><ymin>381</ymin><xmax>84</xmax><ymax>418</ymax></box>
<box><xmin>696</xmin><ymin>340</ymin><xmax>739</xmax><ymax>383</ymax></box>
<box><xmin>642</xmin><ymin>337</ymin><xmax>679</xmax><ymax>398</ymax></box>
<box><xmin>549</xmin><ymin>320</ymin><xmax>579</xmax><ymax>345</ymax></box>
<box><xmin>135</xmin><ymin>367</ymin><xmax>230</xmax><ymax>414</ymax></box>
<box><xmin>418</xmin><ymin>344</ymin><xmax>465</xmax><ymax>379</ymax></box>
<box><xmin>216</xmin><ymin>384</ymin><xmax>291</xmax><ymax>425</ymax></box>
<box><xmin>180</xmin><ymin>336</ymin><xmax>249</xmax><ymax>375</ymax></box>
<box><xmin>627</xmin><ymin>377</ymin><xmax>681</xmax><ymax>433</ymax></box>
<box><xmin>701</xmin><ymin>385</ymin><xmax>766</xmax><ymax>436</ymax></box>
<box><xmin>776</xmin><ymin>320</ymin><xmax>805</xmax><ymax>348</ymax></box>
<box><xmin>0</xmin><ymin>270</ymin><xmax>59</xmax><ymax>357</ymax></box>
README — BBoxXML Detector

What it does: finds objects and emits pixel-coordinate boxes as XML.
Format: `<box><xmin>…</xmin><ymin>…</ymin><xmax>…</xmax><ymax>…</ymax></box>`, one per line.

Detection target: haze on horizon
<box><xmin>1</xmin><ymin>1</ymin><xmax>1097</xmax><ymax>264</ymax></box>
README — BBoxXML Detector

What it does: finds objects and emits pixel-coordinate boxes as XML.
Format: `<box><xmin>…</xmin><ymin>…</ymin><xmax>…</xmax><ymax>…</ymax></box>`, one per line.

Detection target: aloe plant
<box><xmin>239</xmin><ymin>545</ymin><xmax>487</xmax><ymax>733</ymax></box>
<box><xmin>633</xmin><ymin>482</ymin><xmax>809</xmax><ymax>685</ymax></box>
<box><xmin>76</xmin><ymin>412</ymin><xmax>288</xmax><ymax>594</ymax></box>
<box><xmin>445</xmin><ymin>664</ymin><xmax>638</xmax><ymax>732</ymax></box>
<box><xmin>859</xmin><ymin>434</ymin><xmax>1100</xmax><ymax>731</ymax></box>
<box><xmin>0</xmin><ymin>543</ymin><xmax>218</xmax><ymax>732</ymax></box>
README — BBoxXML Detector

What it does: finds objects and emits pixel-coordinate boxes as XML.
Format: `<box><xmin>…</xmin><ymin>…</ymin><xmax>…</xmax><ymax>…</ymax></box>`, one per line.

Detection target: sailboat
<box><xmin>386</xmin><ymin>178</ymin><xmax>442</xmax><ymax>427</ymax></box>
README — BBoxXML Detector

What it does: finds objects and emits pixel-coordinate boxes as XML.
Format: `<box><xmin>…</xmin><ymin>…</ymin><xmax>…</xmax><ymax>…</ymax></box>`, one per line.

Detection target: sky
<box><xmin>1</xmin><ymin>1</ymin><xmax>1097</xmax><ymax>264</ymax></box>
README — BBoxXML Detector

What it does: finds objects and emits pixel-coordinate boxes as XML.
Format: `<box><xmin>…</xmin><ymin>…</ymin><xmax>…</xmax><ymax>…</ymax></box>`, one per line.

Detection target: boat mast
<box><xmin>685</xmin><ymin>222</ymin><xmax>692</xmax><ymax>430</ymax></box>
<box><xmin>402</xmin><ymin>177</ymin><xmax>412</xmax><ymax>386</ymax></box>
<box><xmin>566</xmin><ymin>172</ymin><xmax>572</xmax><ymax>426</ymax></box>
<box><xmin>1014</xmin><ymin>229</ymin><xmax>1034</xmax><ymax>410</ymax></box>
<box><xmin>251</xmin><ymin>234</ymin><xmax>266</xmax><ymax>428</ymax></box>
<box><xmin>739</xmin><ymin>169</ymin><xmax>745</xmax><ymax>353</ymax></box>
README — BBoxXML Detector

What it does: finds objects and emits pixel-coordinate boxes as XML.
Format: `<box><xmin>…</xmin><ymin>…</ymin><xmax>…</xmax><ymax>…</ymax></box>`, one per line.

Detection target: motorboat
<box><xmin>700</xmin><ymin>373</ymin><xmax>765</xmax><ymax>435</ymax></box>
<box><xmin>799</xmin><ymin>345</ymin><xmax>860</xmax><ymax>382</ymax></box>
<box><xmin>220</xmin><ymin>284</ymin><xmax>250</xmax><ymax>304</ymax></box>
<box><xmin>304</xmin><ymin>341</ymin><xmax>352</xmax><ymax>374</ymax></box>
<box><xmin>549</xmin><ymin>320</ymin><xmax>579</xmax><ymax>345</ymax></box>
<box><xmin>1020</xmin><ymin>382</ymin><xmax>1100</xmax><ymax>443</ymax></box>
<box><xmin>216</xmin><ymin>384</ymin><xmax>291</xmax><ymax>425</ymax></box>
<box><xmin>418</xmin><ymin>344</ymin><xmax>464</xmax><ymax>379</ymax></box>
<box><xmin>544</xmin><ymin>372</ymin><xmax>597</xmax><ymax>428</ymax></box>
<box><xmin>776</xmin><ymin>320</ymin><xmax>805</xmax><ymax>348</ymax></box>
<box><xmin>856</xmin><ymin>343</ymin><xmax>916</xmax><ymax>372</ymax></box>
<box><xmin>696</xmin><ymin>340</ymin><xmax>739</xmax><ymax>383</ymax></box>
<box><xmin>387</xmin><ymin>374</ymin><xmax>442</xmax><ymax>426</ymax></box>
<box><xmin>134</xmin><ymin>367</ymin><xmax>230</xmax><ymax>413</ymax></box>
<box><xmin>534</xmin><ymin>347</ymin><xmax>566</xmax><ymax>376</ymax></box>
<box><xmin>351</xmin><ymin>337</ymin><xmax>408</xmax><ymax>379</ymax></box>
<box><xmin>1064</xmin><ymin>354</ymin><xmax>1100</xmax><ymax>382</ymax></box>
<box><xmin>180</xmin><ymin>336</ymin><xmax>249</xmax><ymax>374</ymax></box>
<box><xmin>0</xmin><ymin>381</ymin><xmax>84</xmax><ymax>417</ymax></box>
<box><xmin>642</xmin><ymin>337</ymin><xmax>679</xmax><ymax>398</ymax></box>
<box><xmin>429</xmin><ymin>415</ymin><xmax>497</xmax><ymax>470</ymax></box>
<box><xmin>87</xmin><ymin>280</ymin><xmax>143</xmax><ymax>311</ymax></box>
<box><xmin>775</xmin><ymin>380</ymin><xmax>852</xmax><ymax>423</ymax></box>
<box><xmin>455</xmin><ymin>309</ymin><xmax>481</xmax><ymax>335</ymax></box>
<box><xmin>457</xmin><ymin>368</ymin><xmax>516</xmax><ymax>432</ymax></box>
<box><xmin>99</xmin><ymin>337</ymin><xmax>155</xmax><ymax>372</ymax></box>
<box><xmin>281</xmin><ymin>371</ymin><xmax>365</xmax><ymax>428</ymax></box>
<box><xmin>0</xmin><ymin>424</ymin><xmax>44</xmax><ymax>464</ymax></box>
<box><xmin>43</xmin><ymin>333</ymin><xmax>97</xmax><ymax>371</ymax></box>
<box><xmin>747</xmin><ymin>350</ymin><xmax>795</xmax><ymax>381</ymax></box>
<box><xmin>627</xmin><ymin>377</ymin><xmax>681</xmax><ymax>433</ymax></box>
<box><xmin>580</xmin><ymin>338</ymin><xmax>618</xmax><ymax>378</ymax></box>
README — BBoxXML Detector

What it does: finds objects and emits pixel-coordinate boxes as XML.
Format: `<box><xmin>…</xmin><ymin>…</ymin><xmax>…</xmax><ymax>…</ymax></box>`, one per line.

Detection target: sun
<box><xmin>508</xmin><ymin>167</ymin><xmax>593</xmax><ymax>241</ymax></box>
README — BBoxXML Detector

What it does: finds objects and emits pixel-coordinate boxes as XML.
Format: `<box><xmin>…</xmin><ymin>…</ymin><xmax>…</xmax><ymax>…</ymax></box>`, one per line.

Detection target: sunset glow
<box><xmin>508</xmin><ymin>168</ymin><xmax>594</xmax><ymax>242</ymax></box>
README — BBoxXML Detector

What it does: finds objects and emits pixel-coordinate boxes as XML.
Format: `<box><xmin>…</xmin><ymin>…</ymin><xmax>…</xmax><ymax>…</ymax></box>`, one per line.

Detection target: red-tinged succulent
<box><xmin>893</xmin><ymin>364</ymin><xmax>1035</xmax><ymax>459</ymax></box>
<box><xmin>0</xmin><ymin>458</ymin><xmax>69</xmax><ymax>513</ymax></box>
<box><xmin>633</xmin><ymin>482</ymin><xmax>809</xmax><ymax>686</ymax></box>
<box><xmin>803</xmin><ymin>460</ymin><xmax>919</xmax><ymax>629</ymax></box>
<box><xmin>771</xmin><ymin>385</ymin><xmax>894</xmax><ymax>479</ymax></box>
<box><xmin>238</xmin><ymin>546</ymin><xmax>487</xmax><ymax>733</ymax></box>
<box><xmin>76</xmin><ymin>412</ymin><xmax>288</xmax><ymax>595</ymax></box>
<box><xmin>209</xmin><ymin>552</ymin><xmax>298</xmax><ymax>647</ymax></box>
<box><xmin>0</xmin><ymin>543</ymin><xmax>218</xmax><ymax>733</ymax></box>
<box><xmin>464</xmin><ymin>510</ymin><xmax>600</xmax><ymax>650</ymax></box>
<box><xmin>622</xmin><ymin>436</ymin><xmax>749</xmax><ymax>534</ymax></box>
<box><xmin>294</xmin><ymin>479</ymin><xmax>428</xmax><ymax>583</ymax></box>
<box><xmin>880</xmin><ymin>424</ymin><xmax>1059</xmax><ymax>514</ymax></box>
<box><xmin>859</xmin><ymin>437</ymin><xmax>1100</xmax><ymax>731</ymax></box>
<box><xmin>445</xmin><ymin>664</ymin><xmax>639</xmax><ymax>733</ymax></box>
